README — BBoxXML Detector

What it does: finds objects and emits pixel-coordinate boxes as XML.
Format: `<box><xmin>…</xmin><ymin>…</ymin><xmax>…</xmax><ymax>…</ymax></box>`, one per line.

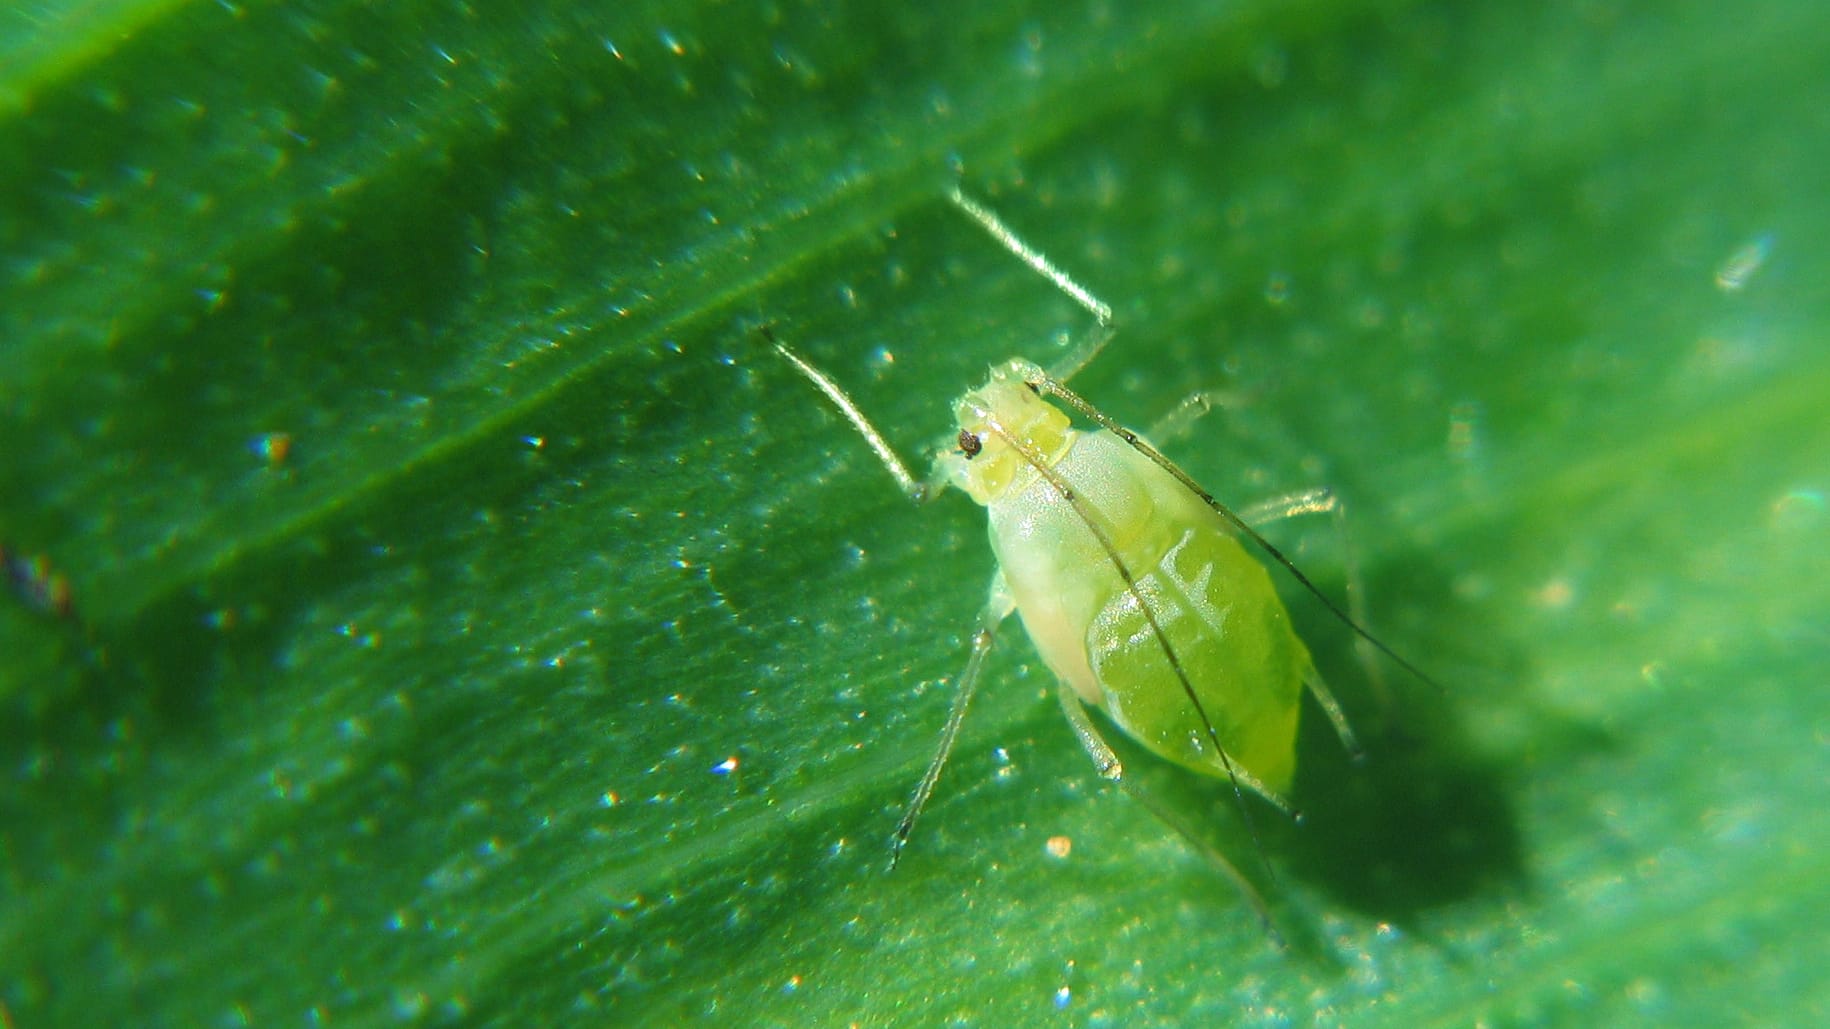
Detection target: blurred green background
<box><xmin>2</xmin><ymin>0</ymin><xmax>1826</xmax><ymax>1024</ymax></box>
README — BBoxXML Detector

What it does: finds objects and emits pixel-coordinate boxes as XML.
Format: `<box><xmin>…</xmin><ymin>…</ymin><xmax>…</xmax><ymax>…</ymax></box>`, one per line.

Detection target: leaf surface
<box><xmin>2</xmin><ymin>1</ymin><xmax>1826</xmax><ymax>1025</ymax></box>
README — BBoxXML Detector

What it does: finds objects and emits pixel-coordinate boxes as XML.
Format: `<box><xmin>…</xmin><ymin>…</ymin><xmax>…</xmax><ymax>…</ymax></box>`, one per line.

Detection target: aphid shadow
<box><xmin>1123</xmin><ymin>690</ymin><xmax>1526</xmax><ymax>968</ymax></box>
<box><xmin>1268</xmin><ymin>553</ymin><xmax>1555</xmax><ymax>933</ymax></box>
<box><xmin>1279</xmin><ymin>685</ymin><xmax>1521</xmax><ymax>922</ymax></box>
<box><xmin>1079</xmin><ymin>539</ymin><xmax>1607</xmax><ymax>964</ymax></box>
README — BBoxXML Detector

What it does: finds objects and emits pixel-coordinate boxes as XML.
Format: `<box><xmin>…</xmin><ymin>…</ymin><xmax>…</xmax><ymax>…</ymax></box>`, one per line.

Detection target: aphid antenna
<box><xmin>759</xmin><ymin>324</ymin><xmax>943</xmax><ymax>504</ymax></box>
<box><xmin>947</xmin><ymin>186</ymin><xmax>1115</xmax><ymax>383</ymax></box>
<box><xmin>758</xmin><ymin>322</ymin><xmax>988</xmax><ymax>870</ymax></box>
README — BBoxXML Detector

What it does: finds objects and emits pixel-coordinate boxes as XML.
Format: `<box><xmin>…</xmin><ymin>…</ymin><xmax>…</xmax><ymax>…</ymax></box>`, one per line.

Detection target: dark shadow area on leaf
<box><xmin>1281</xmin><ymin>681</ymin><xmax>1622</xmax><ymax>967</ymax></box>
<box><xmin>1282</xmin><ymin>688</ymin><xmax>1521</xmax><ymax>919</ymax></box>
<box><xmin>1271</xmin><ymin>549</ymin><xmax>1614</xmax><ymax>937</ymax></box>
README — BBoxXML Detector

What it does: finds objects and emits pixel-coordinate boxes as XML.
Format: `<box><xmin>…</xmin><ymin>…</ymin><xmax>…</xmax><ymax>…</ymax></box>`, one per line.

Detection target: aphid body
<box><xmin>945</xmin><ymin>359</ymin><xmax>1310</xmax><ymax>798</ymax></box>
<box><xmin>766</xmin><ymin>188</ymin><xmax>1421</xmax><ymax>925</ymax></box>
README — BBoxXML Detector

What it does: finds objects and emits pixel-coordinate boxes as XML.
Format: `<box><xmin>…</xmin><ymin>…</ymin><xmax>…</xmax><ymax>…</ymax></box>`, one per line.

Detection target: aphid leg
<box><xmin>1142</xmin><ymin>388</ymin><xmax>1249</xmax><ymax>447</ymax></box>
<box><xmin>1301</xmin><ymin>668</ymin><xmax>1361</xmax><ymax>760</ymax></box>
<box><xmin>1234</xmin><ymin>487</ymin><xmax>1338</xmax><ymax>527</ymax></box>
<box><xmin>946</xmin><ymin>187</ymin><xmax>1115</xmax><ymax>383</ymax></box>
<box><xmin>1142</xmin><ymin>390</ymin><xmax>1216</xmax><ymax>445</ymax></box>
<box><xmin>1047</xmin><ymin>322</ymin><xmax>1118</xmax><ymax>385</ymax></box>
<box><xmin>891</xmin><ymin>574</ymin><xmax>1018</xmax><ymax>869</ymax></box>
<box><xmin>1054</xmin><ymin>679</ymin><xmax>1283</xmax><ymax>944</ymax></box>
<box><xmin>1237</xmin><ymin>487</ymin><xmax>1391</xmax><ymax>729</ymax></box>
<box><xmin>761</xmin><ymin>326</ymin><xmax>947</xmax><ymax>503</ymax></box>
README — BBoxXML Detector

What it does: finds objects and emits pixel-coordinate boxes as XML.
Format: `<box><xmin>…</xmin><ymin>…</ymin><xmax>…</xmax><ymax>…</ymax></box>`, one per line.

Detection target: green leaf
<box><xmin>3</xmin><ymin>0</ymin><xmax>1826</xmax><ymax>1024</ymax></box>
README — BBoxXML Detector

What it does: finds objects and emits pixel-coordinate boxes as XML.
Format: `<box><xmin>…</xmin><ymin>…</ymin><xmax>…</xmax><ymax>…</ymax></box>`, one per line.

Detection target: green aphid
<box><xmin>767</xmin><ymin>188</ymin><xmax>1435</xmax><ymax>934</ymax></box>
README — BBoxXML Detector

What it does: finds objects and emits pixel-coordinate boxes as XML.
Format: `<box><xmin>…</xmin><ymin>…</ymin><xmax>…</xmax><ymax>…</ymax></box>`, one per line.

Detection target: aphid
<box><xmin>766</xmin><ymin>188</ymin><xmax>1435</xmax><ymax>929</ymax></box>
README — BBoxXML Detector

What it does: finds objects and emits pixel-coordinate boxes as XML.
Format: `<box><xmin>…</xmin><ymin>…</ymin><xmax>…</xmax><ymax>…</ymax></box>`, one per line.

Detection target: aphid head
<box><xmin>945</xmin><ymin>358</ymin><xmax>1071</xmax><ymax>506</ymax></box>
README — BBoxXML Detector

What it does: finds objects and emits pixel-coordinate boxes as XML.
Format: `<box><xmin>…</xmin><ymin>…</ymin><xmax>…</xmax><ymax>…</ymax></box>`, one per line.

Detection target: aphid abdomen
<box><xmin>1088</xmin><ymin>520</ymin><xmax>1309</xmax><ymax>794</ymax></box>
<box><xmin>989</xmin><ymin>431</ymin><xmax>1311</xmax><ymax>796</ymax></box>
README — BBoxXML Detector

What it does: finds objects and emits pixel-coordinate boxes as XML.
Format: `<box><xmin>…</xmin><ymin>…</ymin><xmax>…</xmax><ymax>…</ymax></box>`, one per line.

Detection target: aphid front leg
<box><xmin>891</xmin><ymin>573</ymin><xmax>1017</xmax><ymax>868</ymax></box>
<box><xmin>1054</xmin><ymin>679</ymin><xmax>1280</xmax><ymax>939</ymax></box>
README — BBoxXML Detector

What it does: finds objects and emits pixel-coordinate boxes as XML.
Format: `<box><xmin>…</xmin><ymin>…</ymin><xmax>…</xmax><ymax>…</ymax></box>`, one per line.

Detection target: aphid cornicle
<box><xmin>768</xmin><ymin>187</ymin><xmax>1431</xmax><ymax>930</ymax></box>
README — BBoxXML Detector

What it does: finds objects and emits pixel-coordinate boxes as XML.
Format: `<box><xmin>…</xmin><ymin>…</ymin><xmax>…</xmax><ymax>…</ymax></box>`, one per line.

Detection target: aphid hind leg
<box><xmin>1054</xmin><ymin>679</ymin><xmax>1282</xmax><ymax>943</ymax></box>
<box><xmin>1301</xmin><ymin>667</ymin><xmax>1361</xmax><ymax>761</ymax></box>
<box><xmin>946</xmin><ymin>187</ymin><xmax>1115</xmax><ymax>383</ymax></box>
<box><xmin>1237</xmin><ymin>487</ymin><xmax>1391</xmax><ymax>731</ymax></box>
<box><xmin>891</xmin><ymin>573</ymin><xmax>1017</xmax><ymax>869</ymax></box>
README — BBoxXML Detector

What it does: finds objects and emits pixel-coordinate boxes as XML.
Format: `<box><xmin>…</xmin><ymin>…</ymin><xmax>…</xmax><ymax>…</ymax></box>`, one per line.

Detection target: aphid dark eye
<box><xmin>957</xmin><ymin>430</ymin><xmax>983</xmax><ymax>458</ymax></box>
